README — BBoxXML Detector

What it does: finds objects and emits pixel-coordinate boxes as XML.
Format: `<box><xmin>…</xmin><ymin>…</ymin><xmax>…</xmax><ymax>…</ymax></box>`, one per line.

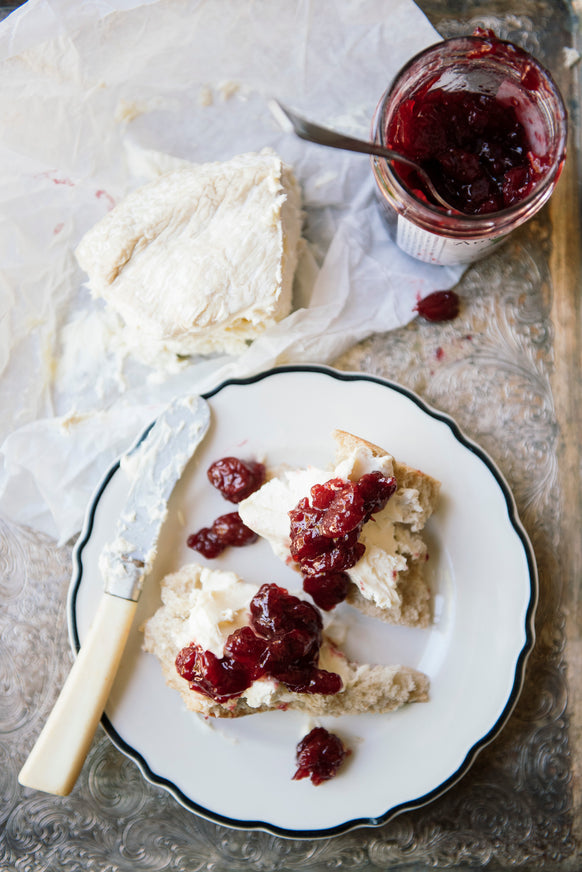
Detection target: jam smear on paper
<box><xmin>415</xmin><ymin>290</ymin><xmax>460</xmax><ymax>322</ymax></box>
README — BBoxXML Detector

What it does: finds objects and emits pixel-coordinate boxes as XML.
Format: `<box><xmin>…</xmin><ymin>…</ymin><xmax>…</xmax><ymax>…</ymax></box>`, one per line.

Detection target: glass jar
<box><xmin>371</xmin><ymin>32</ymin><xmax>567</xmax><ymax>266</ymax></box>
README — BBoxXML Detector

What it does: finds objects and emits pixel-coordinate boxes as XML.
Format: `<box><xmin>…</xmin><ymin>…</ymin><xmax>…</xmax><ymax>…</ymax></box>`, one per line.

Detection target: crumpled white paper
<box><xmin>0</xmin><ymin>0</ymin><xmax>463</xmax><ymax>544</ymax></box>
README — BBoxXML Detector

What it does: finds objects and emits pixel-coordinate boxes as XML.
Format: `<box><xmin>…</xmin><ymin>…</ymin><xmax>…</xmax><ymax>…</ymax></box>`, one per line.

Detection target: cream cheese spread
<box><xmin>238</xmin><ymin>443</ymin><xmax>427</xmax><ymax>610</ymax></box>
<box><xmin>170</xmin><ymin>566</ymin><xmax>257</xmax><ymax>657</ymax></box>
<box><xmin>75</xmin><ymin>148</ymin><xmax>303</xmax><ymax>366</ymax></box>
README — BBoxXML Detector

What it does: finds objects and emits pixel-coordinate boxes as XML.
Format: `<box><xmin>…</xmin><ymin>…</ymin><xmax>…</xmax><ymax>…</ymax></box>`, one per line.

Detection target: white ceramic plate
<box><xmin>69</xmin><ymin>366</ymin><xmax>537</xmax><ymax>837</ymax></box>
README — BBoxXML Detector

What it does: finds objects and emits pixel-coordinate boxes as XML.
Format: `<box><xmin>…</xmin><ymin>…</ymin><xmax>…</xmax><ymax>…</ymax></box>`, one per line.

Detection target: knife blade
<box><xmin>100</xmin><ymin>393</ymin><xmax>211</xmax><ymax>602</ymax></box>
<box><xmin>18</xmin><ymin>394</ymin><xmax>211</xmax><ymax>796</ymax></box>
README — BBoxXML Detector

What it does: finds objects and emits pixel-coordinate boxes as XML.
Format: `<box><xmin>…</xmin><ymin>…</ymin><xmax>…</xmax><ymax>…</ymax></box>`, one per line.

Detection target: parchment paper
<box><xmin>0</xmin><ymin>0</ymin><xmax>462</xmax><ymax>543</ymax></box>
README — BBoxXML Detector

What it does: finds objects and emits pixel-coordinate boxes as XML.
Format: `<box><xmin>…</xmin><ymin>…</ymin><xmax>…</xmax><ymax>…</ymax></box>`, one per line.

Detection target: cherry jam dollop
<box><xmin>188</xmin><ymin>455</ymin><xmax>265</xmax><ymax>557</ymax></box>
<box><xmin>187</xmin><ymin>512</ymin><xmax>257</xmax><ymax>558</ymax></box>
<box><xmin>207</xmin><ymin>456</ymin><xmax>266</xmax><ymax>503</ymax></box>
<box><xmin>175</xmin><ymin>583</ymin><xmax>342</xmax><ymax>703</ymax></box>
<box><xmin>289</xmin><ymin>472</ymin><xmax>397</xmax><ymax>610</ymax></box>
<box><xmin>293</xmin><ymin>727</ymin><xmax>350</xmax><ymax>785</ymax></box>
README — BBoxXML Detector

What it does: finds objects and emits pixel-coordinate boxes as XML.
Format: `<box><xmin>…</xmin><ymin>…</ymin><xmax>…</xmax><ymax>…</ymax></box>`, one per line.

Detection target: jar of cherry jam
<box><xmin>371</xmin><ymin>30</ymin><xmax>567</xmax><ymax>266</ymax></box>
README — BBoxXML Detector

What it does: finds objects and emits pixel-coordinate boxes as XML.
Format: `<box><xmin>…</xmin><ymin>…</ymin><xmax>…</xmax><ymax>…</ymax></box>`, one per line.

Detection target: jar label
<box><xmin>396</xmin><ymin>215</ymin><xmax>507</xmax><ymax>266</ymax></box>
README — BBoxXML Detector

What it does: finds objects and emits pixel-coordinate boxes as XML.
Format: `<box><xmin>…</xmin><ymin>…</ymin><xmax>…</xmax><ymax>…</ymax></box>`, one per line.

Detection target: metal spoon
<box><xmin>270</xmin><ymin>100</ymin><xmax>457</xmax><ymax>213</ymax></box>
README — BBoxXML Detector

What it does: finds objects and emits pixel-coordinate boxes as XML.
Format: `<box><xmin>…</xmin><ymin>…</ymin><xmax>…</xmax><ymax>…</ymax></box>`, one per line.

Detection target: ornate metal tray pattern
<box><xmin>1</xmin><ymin>1</ymin><xmax>581</xmax><ymax>869</ymax></box>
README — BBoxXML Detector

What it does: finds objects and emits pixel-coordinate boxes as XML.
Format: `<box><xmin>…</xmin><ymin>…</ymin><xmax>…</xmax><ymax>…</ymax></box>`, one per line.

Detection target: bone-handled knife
<box><xmin>18</xmin><ymin>394</ymin><xmax>211</xmax><ymax>796</ymax></box>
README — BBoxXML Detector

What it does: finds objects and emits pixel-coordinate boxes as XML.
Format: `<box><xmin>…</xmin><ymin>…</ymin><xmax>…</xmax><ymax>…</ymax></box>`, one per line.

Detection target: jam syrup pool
<box><xmin>188</xmin><ymin>456</ymin><xmax>265</xmax><ymax>558</ymax></box>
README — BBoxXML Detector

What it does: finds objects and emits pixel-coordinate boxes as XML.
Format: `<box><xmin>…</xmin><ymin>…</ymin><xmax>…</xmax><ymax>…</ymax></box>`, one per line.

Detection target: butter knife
<box><xmin>18</xmin><ymin>394</ymin><xmax>211</xmax><ymax>795</ymax></box>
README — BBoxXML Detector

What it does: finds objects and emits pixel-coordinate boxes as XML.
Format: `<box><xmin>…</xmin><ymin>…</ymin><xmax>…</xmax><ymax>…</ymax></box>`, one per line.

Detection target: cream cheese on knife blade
<box><xmin>99</xmin><ymin>394</ymin><xmax>211</xmax><ymax>601</ymax></box>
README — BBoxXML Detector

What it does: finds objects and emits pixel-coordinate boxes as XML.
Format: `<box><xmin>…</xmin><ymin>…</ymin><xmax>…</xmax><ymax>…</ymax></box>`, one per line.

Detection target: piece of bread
<box><xmin>238</xmin><ymin>430</ymin><xmax>440</xmax><ymax>628</ymax></box>
<box><xmin>143</xmin><ymin>563</ymin><xmax>429</xmax><ymax>719</ymax></box>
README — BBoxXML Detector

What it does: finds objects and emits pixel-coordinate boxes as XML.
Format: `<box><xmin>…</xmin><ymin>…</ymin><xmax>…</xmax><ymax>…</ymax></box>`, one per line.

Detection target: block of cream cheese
<box><xmin>75</xmin><ymin>148</ymin><xmax>302</xmax><ymax>363</ymax></box>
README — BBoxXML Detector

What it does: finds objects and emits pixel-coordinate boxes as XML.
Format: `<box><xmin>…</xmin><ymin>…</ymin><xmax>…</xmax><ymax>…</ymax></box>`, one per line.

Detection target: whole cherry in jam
<box><xmin>414</xmin><ymin>290</ymin><xmax>460</xmax><ymax>323</ymax></box>
<box><xmin>175</xmin><ymin>583</ymin><xmax>342</xmax><ymax>703</ymax></box>
<box><xmin>207</xmin><ymin>456</ymin><xmax>265</xmax><ymax>503</ymax></box>
<box><xmin>175</xmin><ymin>644</ymin><xmax>253</xmax><ymax>703</ymax></box>
<box><xmin>188</xmin><ymin>455</ymin><xmax>265</xmax><ymax>557</ymax></box>
<box><xmin>293</xmin><ymin>727</ymin><xmax>350</xmax><ymax>785</ymax></box>
<box><xmin>187</xmin><ymin>512</ymin><xmax>257</xmax><ymax>558</ymax></box>
<box><xmin>289</xmin><ymin>472</ymin><xmax>397</xmax><ymax>610</ymax></box>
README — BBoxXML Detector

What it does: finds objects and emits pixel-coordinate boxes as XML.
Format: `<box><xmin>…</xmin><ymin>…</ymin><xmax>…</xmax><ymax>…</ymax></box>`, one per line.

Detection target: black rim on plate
<box><xmin>68</xmin><ymin>364</ymin><xmax>538</xmax><ymax>839</ymax></box>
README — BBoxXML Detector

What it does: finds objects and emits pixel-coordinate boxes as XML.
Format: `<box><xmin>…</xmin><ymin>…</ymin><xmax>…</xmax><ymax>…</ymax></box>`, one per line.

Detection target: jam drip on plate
<box><xmin>175</xmin><ymin>583</ymin><xmax>342</xmax><ymax>703</ymax></box>
<box><xmin>293</xmin><ymin>727</ymin><xmax>350</xmax><ymax>785</ymax></box>
<box><xmin>188</xmin><ymin>456</ymin><xmax>265</xmax><ymax>557</ymax></box>
<box><xmin>289</xmin><ymin>472</ymin><xmax>397</xmax><ymax>610</ymax></box>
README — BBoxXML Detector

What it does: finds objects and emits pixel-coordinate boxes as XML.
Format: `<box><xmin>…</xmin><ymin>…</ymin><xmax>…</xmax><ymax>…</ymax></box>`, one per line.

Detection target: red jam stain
<box><xmin>175</xmin><ymin>583</ymin><xmax>342</xmax><ymax>702</ymax></box>
<box><xmin>96</xmin><ymin>189</ymin><xmax>116</xmax><ymax>210</ymax></box>
<box><xmin>386</xmin><ymin>31</ymin><xmax>550</xmax><ymax>214</ymax></box>
<box><xmin>415</xmin><ymin>290</ymin><xmax>460</xmax><ymax>322</ymax></box>
<box><xmin>188</xmin><ymin>456</ymin><xmax>266</xmax><ymax>557</ymax></box>
<box><xmin>293</xmin><ymin>727</ymin><xmax>350</xmax><ymax>785</ymax></box>
<box><xmin>289</xmin><ymin>472</ymin><xmax>397</xmax><ymax>610</ymax></box>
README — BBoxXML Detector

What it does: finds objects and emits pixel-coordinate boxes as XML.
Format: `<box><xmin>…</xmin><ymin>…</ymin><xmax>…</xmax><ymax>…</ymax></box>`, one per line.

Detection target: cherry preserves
<box><xmin>188</xmin><ymin>455</ymin><xmax>265</xmax><ymax>557</ymax></box>
<box><xmin>175</xmin><ymin>583</ymin><xmax>342</xmax><ymax>703</ymax></box>
<box><xmin>187</xmin><ymin>512</ymin><xmax>257</xmax><ymax>558</ymax></box>
<box><xmin>372</xmin><ymin>31</ymin><xmax>567</xmax><ymax>266</ymax></box>
<box><xmin>289</xmin><ymin>472</ymin><xmax>397</xmax><ymax>609</ymax></box>
<box><xmin>293</xmin><ymin>727</ymin><xmax>350</xmax><ymax>785</ymax></box>
<box><xmin>207</xmin><ymin>456</ymin><xmax>265</xmax><ymax>503</ymax></box>
<box><xmin>387</xmin><ymin>86</ymin><xmax>542</xmax><ymax>215</ymax></box>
